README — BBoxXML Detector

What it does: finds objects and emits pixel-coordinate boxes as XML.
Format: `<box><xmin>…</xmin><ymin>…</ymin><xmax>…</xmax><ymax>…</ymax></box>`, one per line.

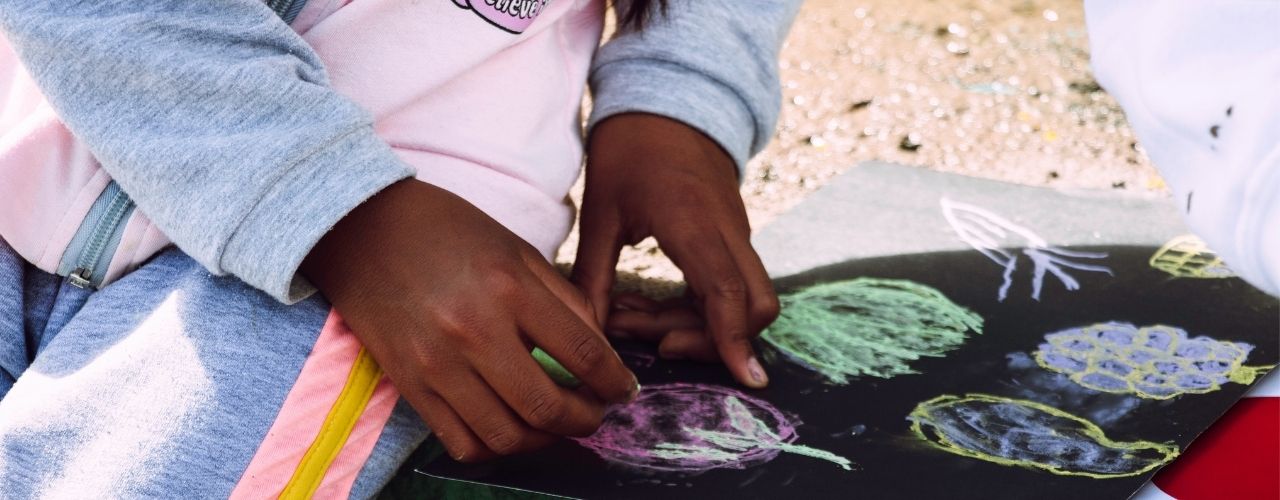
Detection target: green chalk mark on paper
<box><xmin>651</xmin><ymin>396</ymin><xmax>852</xmax><ymax>471</ymax></box>
<box><xmin>762</xmin><ymin>278</ymin><xmax>983</xmax><ymax>384</ymax></box>
<box><xmin>532</xmin><ymin>347</ymin><xmax>580</xmax><ymax>388</ymax></box>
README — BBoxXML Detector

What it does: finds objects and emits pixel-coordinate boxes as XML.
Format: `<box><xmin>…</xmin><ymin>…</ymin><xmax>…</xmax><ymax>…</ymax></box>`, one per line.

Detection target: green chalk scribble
<box><xmin>651</xmin><ymin>396</ymin><xmax>852</xmax><ymax>471</ymax></box>
<box><xmin>761</xmin><ymin>278</ymin><xmax>984</xmax><ymax>384</ymax></box>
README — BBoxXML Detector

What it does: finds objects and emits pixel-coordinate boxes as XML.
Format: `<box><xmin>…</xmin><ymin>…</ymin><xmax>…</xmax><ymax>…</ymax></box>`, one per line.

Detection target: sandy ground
<box><xmin>556</xmin><ymin>0</ymin><xmax>1162</xmax><ymax>297</ymax></box>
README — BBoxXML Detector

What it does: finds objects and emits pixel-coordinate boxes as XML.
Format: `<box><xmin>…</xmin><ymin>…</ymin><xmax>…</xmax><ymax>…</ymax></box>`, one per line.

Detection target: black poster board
<box><xmin>417</xmin><ymin>246</ymin><xmax>1278</xmax><ymax>499</ymax></box>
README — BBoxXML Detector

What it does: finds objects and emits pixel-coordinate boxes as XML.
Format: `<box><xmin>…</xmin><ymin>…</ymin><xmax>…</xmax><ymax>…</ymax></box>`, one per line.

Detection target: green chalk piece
<box><xmin>531</xmin><ymin>347</ymin><xmax>581</xmax><ymax>388</ymax></box>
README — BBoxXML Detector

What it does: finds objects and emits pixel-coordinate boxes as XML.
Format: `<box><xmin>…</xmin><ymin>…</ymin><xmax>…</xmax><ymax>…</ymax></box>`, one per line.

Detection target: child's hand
<box><xmin>573</xmin><ymin>113</ymin><xmax>780</xmax><ymax>389</ymax></box>
<box><xmin>302</xmin><ymin>180</ymin><xmax>639</xmax><ymax>462</ymax></box>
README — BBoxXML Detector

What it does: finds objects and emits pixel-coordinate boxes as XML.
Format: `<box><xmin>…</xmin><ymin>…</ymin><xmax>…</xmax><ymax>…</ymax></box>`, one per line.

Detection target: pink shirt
<box><xmin>0</xmin><ymin>0</ymin><xmax>604</xmax><ymax>285</ymax></box>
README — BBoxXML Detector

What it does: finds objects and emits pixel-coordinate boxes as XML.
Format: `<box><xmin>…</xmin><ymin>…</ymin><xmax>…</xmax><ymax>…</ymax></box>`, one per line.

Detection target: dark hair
<box><xmin>617</xmin><ymin>0</ymin><xmax>667</xmax><ymax>29</ymax></box>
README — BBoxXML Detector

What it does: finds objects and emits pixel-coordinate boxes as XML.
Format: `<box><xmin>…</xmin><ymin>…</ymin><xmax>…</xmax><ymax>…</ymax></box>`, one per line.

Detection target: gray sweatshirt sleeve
<box><xmin>0</xmin><ymin>0</ymin><xmax>415</xmax><ymax>303</ymax></box>
<box><xmin>587</xmin><ymin>0</ymin><xmax>803</xmax><ymax>173</ymax></box>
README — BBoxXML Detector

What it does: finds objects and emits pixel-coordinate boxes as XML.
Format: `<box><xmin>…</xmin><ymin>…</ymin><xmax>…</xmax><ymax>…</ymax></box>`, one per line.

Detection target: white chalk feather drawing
<box><xmin>940</xmin><ymin>199</ymin><xmax>1112</xmax><ymax>301</ymax></box>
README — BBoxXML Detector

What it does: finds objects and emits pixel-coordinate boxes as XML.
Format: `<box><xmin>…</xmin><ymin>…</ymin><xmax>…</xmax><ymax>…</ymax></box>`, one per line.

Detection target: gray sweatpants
<box><xmin>0</xmin><ymin>239</ymin><xmax>428</xmax><ymax>499</ymax></box>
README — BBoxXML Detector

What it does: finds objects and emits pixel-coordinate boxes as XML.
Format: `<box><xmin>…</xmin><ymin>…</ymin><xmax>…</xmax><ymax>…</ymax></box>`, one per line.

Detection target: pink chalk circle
<box><xmin>574</xmin><ymin>383</ymin><xmax>797</xmax><ymax>473</ymax></box>
<box><xmin>455</xmin><ymin>0</ymin><xmax>548</xmax><ymax>34</ymax></box>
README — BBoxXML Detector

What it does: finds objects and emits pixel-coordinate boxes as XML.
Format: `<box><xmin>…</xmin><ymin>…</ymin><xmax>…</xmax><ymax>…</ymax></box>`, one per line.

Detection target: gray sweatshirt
<box><xmin>0</xmin><ymin>0</ymin><xmax>801</xmax><ymax>302</ymax></box>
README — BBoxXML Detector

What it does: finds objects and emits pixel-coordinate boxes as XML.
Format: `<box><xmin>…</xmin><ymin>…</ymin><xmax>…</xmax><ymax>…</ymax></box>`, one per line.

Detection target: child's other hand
<box><xmin>573</xmin><ymin>113</ymin><xmax>780</xmax><ymax>389</ymax></box>
<box><xmin>302</xmin><ymin>179</ymin><xmax>639</xmax><ymax>462</ymax></box>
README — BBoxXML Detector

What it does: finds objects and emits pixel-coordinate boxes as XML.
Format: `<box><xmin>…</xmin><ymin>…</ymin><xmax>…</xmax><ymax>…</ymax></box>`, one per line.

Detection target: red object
<box><xmin>1153</xmin><ymin>398</ymin><xmax>1280</xmax><ymax>500</ymax></box>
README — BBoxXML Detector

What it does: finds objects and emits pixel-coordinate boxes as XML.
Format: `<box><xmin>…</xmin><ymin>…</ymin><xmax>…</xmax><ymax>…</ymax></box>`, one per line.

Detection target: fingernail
<box><xmin>747</xmin><ymin>356</ymin><xmax>768</xmax><ymax>386</ymax></box>
<box><xmin>628</xmin><ymin>379</ymin><xmax>642</xmax><ymax>402</ymax></box>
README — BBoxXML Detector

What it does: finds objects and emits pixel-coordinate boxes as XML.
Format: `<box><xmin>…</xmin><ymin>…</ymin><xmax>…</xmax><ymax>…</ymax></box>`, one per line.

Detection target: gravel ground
<box><xmin>556</xmin><ymin>0</ymin><xmax>1163</xmax><ymax>297</ymax></box>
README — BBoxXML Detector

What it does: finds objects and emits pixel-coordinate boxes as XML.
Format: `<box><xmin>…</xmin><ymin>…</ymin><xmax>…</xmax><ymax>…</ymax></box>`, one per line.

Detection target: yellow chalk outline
<box><xmin>1149</xmin><ymin>234</ymin><xmax>1234</xmax><ymax>279</ymax></box>
<box><xmin>909</xmin><ymin>394</ymin><xmax>1179</xmax><ymax>479</ymax></box>
<box><xmin>1033</xmin><ymin>324</ymin><xmax>1271</xmax><ymax>400</ymax></box>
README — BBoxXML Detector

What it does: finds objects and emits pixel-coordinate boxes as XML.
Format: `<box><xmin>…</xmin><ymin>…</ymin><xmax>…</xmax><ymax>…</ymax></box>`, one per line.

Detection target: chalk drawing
<box><xmin>1149</xmin><ymin>234</ymin><xmax>1235</xmax><ymax>279</ymax></box>
<box><xmin>575</xmin><ymin>383</ymin><xmax>850</xmax><ymax>474</ymax></box>
<box><xmin>761</xmin><ymin>278</ymin><xmax>983</xmax><ymax>384</ymax></box>
<box><xmin>908</xmin><ymin>393</ymin><xmax>1179</xmax><ymax>478</ymax></box>
<box><xmin>1003</xmin><ymin>352</ymin><xmax>1142</xmax><ymax>427</ymax></box>
<box><xmin>940</xmin><ymin>198</ymin><xmax>1112</xmax><ymax>301</ymax></box>
<box><xmin>1035</xmin><ymin>322</ymin><xmax>1269</xmax><ymax>400</ymax></box>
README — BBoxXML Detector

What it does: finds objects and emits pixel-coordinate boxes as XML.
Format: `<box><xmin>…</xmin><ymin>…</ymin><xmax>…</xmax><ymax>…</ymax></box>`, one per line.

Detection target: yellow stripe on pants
<box><xmin>280</xmin><ymin>347</ymin><xmax>383</xmax><ymax>499</ymax></box>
